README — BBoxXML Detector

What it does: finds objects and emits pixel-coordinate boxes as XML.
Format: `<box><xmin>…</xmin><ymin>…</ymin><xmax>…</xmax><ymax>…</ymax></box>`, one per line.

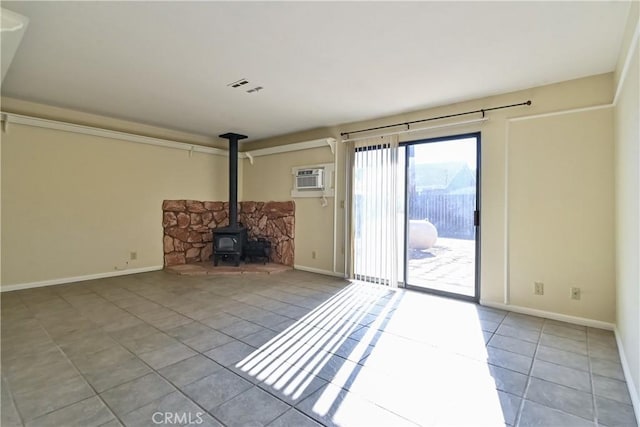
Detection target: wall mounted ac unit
<box><xmin>295</xmin><ymin>168</ymin><xmax>324</xmax><ymax>190</ymax></box>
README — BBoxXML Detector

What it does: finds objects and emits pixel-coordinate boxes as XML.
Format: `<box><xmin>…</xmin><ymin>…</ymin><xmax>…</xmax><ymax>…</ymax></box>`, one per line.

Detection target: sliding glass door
<box><xmin>404</xmin><ymin>134</ymin><xmax>479</xmax><ymax>299</ymax></box>
<box><xmin>352</xmin><ymin>133</ymin><xmax>480</xmax><ymax>300</ymax></box>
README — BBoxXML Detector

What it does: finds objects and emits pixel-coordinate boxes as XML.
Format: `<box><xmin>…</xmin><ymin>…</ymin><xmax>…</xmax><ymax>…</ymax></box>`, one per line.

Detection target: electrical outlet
<box><xmin>312</xmin><ymin>251</ymin><xmax>316</xmax><ymax>259</ymax></box>
<box><xmin>570</xmin><ymin>287</ymin><xmax>581</xmax><ymax>300</ymax></box>
<box><xmin>534</xmin><ymin>281</ymin><xmax>544</xmax><ymax>295</ymax></box>
<box><xmin>130</xmin><ymin>251</ymin><xmax>137</xmax><ymax>260</ymax></box>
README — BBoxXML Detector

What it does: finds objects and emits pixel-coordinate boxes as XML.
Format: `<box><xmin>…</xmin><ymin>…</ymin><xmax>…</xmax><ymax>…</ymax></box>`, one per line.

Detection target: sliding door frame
<box><xmin>401</xmin><ymin>132</ymin><xmax>481</xmax><ymax>302</ymax></box>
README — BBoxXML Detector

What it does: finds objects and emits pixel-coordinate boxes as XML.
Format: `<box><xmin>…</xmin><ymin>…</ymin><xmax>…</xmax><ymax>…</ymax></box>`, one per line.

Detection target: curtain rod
<box><xmin>342</xmin><ymin>117</ymin><xmax>488</xmax><ymax>143</ymax></box>
<box><xmin>340</xmin><ymin>100</ymin><xmax>531</xmax><ymax>139</ymax></box>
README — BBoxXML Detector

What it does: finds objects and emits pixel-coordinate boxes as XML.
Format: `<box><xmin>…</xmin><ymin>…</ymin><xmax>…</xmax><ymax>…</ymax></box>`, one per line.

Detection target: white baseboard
<box><xmin>614</xmin><ymin>327</ymin><xmax>640</xmax><ymax>425</ymax></box>
<box><xmin>0</xmin><ymin>265</ymin><xmax>164</xmax><ymax>292</ymax></box>
<box><xmin>293</xmin><ymin>265</ymin><xmax>346</xmax><ymax>278</ymax></box>
<box><xmin>479</xmin><ymin>300</ymin><xmax>616</xmax><ymax>330</ymax></box>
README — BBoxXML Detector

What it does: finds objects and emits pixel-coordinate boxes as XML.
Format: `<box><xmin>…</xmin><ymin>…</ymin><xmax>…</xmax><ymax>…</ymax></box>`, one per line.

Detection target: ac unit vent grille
<box><xmin>295</xmin><ymin>168</ymin><xmax>324</xmax><ymax>190</ymax></box>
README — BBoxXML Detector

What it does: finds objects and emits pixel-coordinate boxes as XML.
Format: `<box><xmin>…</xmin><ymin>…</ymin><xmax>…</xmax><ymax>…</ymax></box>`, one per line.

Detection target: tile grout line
<box><xmin>34</xmin><ymin>283</ymin><xmax>225</xmax><ymax>426</ymax></box>
<box><xmin>586</xmin><ymin>331</ymin><xmax>600</xmax><ymax>426</ymax></box>
<box><xmin>85</xmin><ymin>283</ymin><xmax>238</xmax><ymax>426</ymax></box>
<box><xmin>91</xmin><ymin>279</ymin><xmax>274</xmax><ymax>371</ymax></box>
<box><xmin>1</xmin><ymin>297</ymin><xmax>30</xmax><ymax>427</ymax></box>
<box><xmin>1</xmin><ymin>273</ymin><xmax>328</xmax><ymax>427</ymax></box>
<box><xmin>15</xmin><ymin>296</ymin><xmax>125</xmax><ymax>427</ymax></box>
<box><xmin>6</xmin><ymin>273</ymin><xmax>627</xmax><ymax>427</ymax></box>
<box><xmin>123</xmin><ymin>274</ymin><xmax>330</xmax><ymax>343</ymax></box>
<box><xmin>1</xmin><ymin>373</ymin><xmax>27</xmax><ymax>427</ymax></box>
<box><xmin>47</xmin><ymin>286</ymin><xmax>149</xmax><ymax>426</ymax></box>
<box><xmin>92</xmin><ymin>278</ymin><xmax>324</xmax><ymax>426</ymax></box>
<box><xmin>67</xmin><ymin>289</ymin><xmax>237</xmax><ymax>426</ymax></box>
<box><xmin>155</xmin><ymin>364</ymin><xmax>285</xmax><ymax>427</ymax></box>
<box><xmin>512</xmin><ymin>318</ymin><xmax>604</xmax><ymax>426</ymax></box>
<box><xmin>512</xmin><ymin>315</ymin><xmax>545</xmax><ymax>427</ymax></box>
<box><xmin>485</xmin><ymin>309</ymin><xmax>523</xmax><ymax>426</ymax></box>
<box><xmin>491</xmin><ymin>318</ymin><xmax>606</xmax><ymax>381</ymax></box>
<box><xmin>291</xmin><ymin>292</ymin><xmax>414</xmax><ymax>426</ymax></box>
<box><xmin>263</xmin><ymin>282</ymin><xmax>399</xmax><ymax>424</ymax></box>
<box><xmin>6</xmin><ymin>292</ymin><xmax>94</xmax><ymax>426</ymax></box>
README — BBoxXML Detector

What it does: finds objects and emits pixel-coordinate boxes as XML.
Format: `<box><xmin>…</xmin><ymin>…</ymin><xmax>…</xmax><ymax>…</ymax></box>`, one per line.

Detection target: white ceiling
<box><xmin>0</xmin><ymin>1</ymin><xmax>631</xmax><ymax>143</ymax></box>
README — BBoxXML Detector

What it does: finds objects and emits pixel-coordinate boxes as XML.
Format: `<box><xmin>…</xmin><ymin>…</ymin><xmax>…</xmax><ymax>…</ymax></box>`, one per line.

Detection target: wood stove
<box><xmin>213</xmin><ymin>132</ymin><xmax>247</xmax><ymax>267</ymax></box>
<box><xmin>213</xmin><ymin>226</ymin><xmax>247</xmax><ymax>266</ymax></box>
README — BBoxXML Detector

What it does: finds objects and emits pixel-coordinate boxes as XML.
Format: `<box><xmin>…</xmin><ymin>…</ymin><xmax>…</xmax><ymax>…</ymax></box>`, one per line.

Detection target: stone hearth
<box><xmin>165</xmin><ymin>262</ymin><xmax>292</xmax><ymax>276</ymax></box>
<box><xmin>162</xmin><ymin>200</ymin><xmax>294</xmax><ymax>267</ymax></box>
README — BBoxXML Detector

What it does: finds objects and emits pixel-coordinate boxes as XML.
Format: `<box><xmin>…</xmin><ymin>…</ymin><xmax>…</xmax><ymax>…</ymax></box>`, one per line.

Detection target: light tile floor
<box><xmin>1</xmin><ymin>271</ymin><xmax>637</xmax><ymax>427</ymax></box>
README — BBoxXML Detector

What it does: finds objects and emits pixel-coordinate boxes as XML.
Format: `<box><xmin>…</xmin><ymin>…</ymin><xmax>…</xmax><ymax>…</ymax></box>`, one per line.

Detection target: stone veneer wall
<box><xmin>162</xmin><ymin>200</ymin><xmax>295</xmax><ymax>267</ymax></box>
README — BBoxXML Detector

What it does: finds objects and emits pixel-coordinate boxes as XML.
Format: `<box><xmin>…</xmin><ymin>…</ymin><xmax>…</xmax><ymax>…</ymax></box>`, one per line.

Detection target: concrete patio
<box><xmin>407</xmin><ymin>237</ymin><xmax>476</xmax><ymax>296</ymax></box>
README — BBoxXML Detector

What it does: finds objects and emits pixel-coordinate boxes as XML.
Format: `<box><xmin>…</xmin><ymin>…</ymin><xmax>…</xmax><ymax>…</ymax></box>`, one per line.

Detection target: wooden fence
<box><xmin>409</xmin><ymin>193</ymin><xmax>476</xmax><ymax>239</ymax></box>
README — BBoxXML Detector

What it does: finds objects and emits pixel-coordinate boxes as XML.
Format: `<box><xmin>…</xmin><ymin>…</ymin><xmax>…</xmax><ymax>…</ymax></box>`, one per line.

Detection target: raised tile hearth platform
<box><xmin>165</xmin><ymin>262</ymin><xmax>292</xmax><ymax>276</ymax></box>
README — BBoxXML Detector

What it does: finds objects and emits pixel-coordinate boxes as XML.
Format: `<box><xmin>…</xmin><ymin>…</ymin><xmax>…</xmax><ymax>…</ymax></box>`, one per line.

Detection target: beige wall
<box><xmin>1</xmin><ymin>123</ymin><xmax>228</xmax><ymax>286</ymax></box>
<box><xmin>241</xmin><ymin>147</ymin><xmax>337</xmax><ymax>271</ymax></box>
<box><xmin>614</xmin><ymin>2</ymin><xmax>639</xmax><ymax>412</ymax></box>
<box><xmin>3</xmin><ymin>72</ymin><xmax>618</xmax><ymax>327</ymax></box>
<box><xmin>508</xmin><ymin>109</ymin><xmax>614</xmax><ymax>320</ymax></box>
<box><xmin>249</xmin><ymin>73</ymin><xmax>617</xmax><ymax>322</ymax></box>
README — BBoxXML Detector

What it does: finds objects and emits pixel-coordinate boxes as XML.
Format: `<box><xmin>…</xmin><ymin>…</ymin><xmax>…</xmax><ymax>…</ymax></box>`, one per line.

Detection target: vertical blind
<box><xmin>351</xmin><ymin>135</ymin><xmax>403</xmax><ymax>287</ymax></box>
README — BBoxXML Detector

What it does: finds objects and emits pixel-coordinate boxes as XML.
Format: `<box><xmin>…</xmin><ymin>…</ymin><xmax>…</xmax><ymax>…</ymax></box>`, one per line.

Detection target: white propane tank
<box><xmin>408</xmin><ymin>220</ymin><xmax>438</xmax><ymax>250</ymax></box>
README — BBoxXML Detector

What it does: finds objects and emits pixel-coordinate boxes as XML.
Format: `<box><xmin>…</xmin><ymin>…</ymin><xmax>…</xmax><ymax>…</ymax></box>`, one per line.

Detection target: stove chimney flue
<box><xmin>218</xmin><ymin>133</ymin><xmax>247</xmax><ymax>229</ymax></box>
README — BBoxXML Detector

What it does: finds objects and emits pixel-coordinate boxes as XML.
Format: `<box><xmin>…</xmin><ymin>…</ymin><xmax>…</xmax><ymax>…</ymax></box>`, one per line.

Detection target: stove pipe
<box><xmin>218</xmin><ymin>133</ymin><xmax>247</xmax><ymax>228</ymax></box>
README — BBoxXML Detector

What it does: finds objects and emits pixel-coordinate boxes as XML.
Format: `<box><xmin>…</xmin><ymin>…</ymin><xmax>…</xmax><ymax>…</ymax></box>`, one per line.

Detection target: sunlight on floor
<box><xmin>236</xmin><ymin>283</ymin><xmax>393</xmax><ymax>398</ymax></box>
<box><xmin>235</xmin><ymin>281</ymin><xmax>509</xmax><ymax>426</ymax></box>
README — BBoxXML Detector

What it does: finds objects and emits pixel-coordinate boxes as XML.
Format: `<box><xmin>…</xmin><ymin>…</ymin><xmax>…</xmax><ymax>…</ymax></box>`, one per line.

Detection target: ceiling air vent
<box><xmin>228</xmin><ymin>78</ymin><xmax>249</xmax><ymax>88</ymax></box>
